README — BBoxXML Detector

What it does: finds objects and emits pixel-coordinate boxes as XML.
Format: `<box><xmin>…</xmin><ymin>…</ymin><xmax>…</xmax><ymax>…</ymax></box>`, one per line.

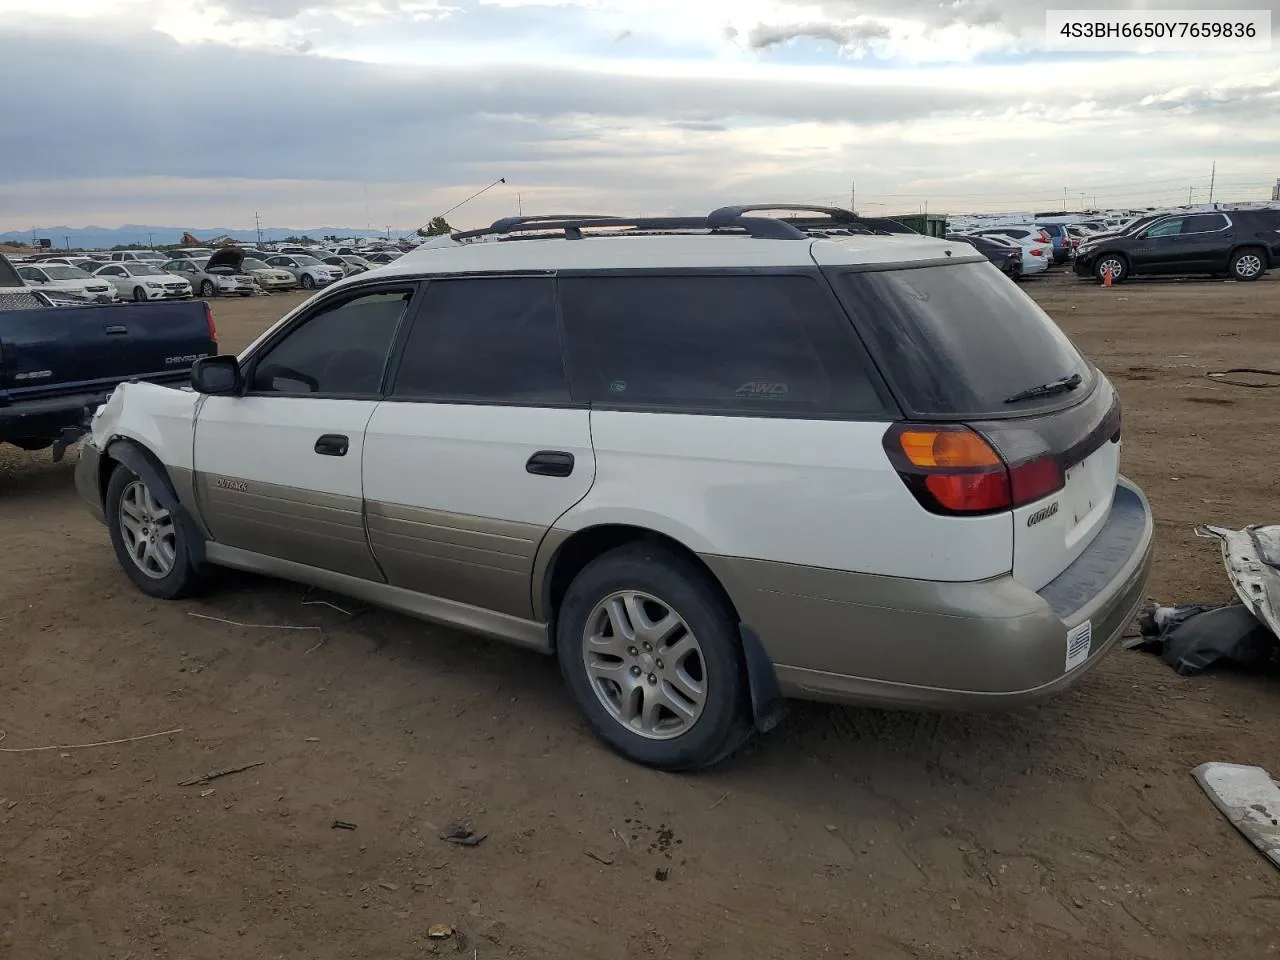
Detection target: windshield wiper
<box><xmin>1004</xmin><ymin>372</ymin><xmax>1083</xmax><ymax>404</ymax></box>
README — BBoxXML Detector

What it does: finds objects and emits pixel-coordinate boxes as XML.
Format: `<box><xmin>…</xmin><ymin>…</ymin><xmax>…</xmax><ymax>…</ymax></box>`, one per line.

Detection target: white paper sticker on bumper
<box><xmin>1066</xmin><ymin>620</ymin><xmax>1093</xmax><ymax>671</ymax></box>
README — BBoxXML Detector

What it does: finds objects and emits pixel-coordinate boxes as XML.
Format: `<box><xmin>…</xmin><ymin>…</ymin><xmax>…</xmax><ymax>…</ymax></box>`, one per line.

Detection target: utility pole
<box><xmin>147</xmin><ymin>232</ymin><xmax>153</xmax><ymax>249</ymax></box>
<box><xmin>1063</xmin><ymin>187</ymin><xmax>1068</xmax><ymax>212</ymax></box>
<box><xmin>518</xmin><ymin>193</ymin><xmax>523</xmax><ymax>216</ymax></box>
<box><xmin>1208</xmin><ymin>161</ymin><xmax>1216</xmax><ymax>204</ymax></box>
<box><xmin>63</xmin><ymin>235</ymin><xmax>70</xmax><ymax>250</ymax></box>
<box><xmin>255</xmin><ymin>211</ymin><xmax>263</xmax><ymax>246</ymax></box>
<box><xmin>850</xmin><ymin>181</ymin><xmax>856</xmax><ymax>213</ymax></box>
<box><xmin>1188</xmin><ymin>185</ymin><xmax>1194</xmax><ymax>205</ymax></box>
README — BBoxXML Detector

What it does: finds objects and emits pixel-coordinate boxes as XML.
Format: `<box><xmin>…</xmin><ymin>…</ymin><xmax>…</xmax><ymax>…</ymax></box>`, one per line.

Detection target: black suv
<box><xmin>1074</xmin><ymin>210</ymin><xmax>1280</xmax><ymax>283</ymax></box>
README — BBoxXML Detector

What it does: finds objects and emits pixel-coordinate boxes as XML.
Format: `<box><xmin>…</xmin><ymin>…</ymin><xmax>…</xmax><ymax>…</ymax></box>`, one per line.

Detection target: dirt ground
<box><xmin>2</xmin><ymin>273</ymin><xmax>1279</xmax><ymax>960</ymax></box>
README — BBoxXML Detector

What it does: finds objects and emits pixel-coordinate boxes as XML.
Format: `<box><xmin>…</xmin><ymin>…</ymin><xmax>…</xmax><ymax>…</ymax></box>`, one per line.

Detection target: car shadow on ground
<box><xmin>196</xmin><ymin>566</ymin><xmax>1073</xmax><ymax>818</ymax></box>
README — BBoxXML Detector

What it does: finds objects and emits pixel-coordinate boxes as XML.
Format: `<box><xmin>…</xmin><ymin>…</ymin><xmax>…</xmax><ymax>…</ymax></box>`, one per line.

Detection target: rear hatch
<box><xmin>828</xmin><ymin>258</ymin><xmax>1121</xmax><ymax>592</ymax></box>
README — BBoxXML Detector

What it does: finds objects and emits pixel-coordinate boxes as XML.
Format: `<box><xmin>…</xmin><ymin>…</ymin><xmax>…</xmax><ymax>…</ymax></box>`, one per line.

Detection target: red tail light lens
<box><xmin>205</xmin><ymin>302</ymin><xmax>217</xmax><ymax>344</ymax></box>
<box><xmin>883</xmin><ymin>424</ymin><xmax>1064</xmax><ymax>516</ymax></box>
<box><xmin>1031</xmin><ymin>248</ymin><xmax>1044</xmax><ymax>256</ymax></box>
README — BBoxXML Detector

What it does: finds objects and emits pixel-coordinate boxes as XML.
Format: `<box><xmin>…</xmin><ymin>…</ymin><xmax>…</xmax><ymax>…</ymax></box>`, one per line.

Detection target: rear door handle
<box><xmin>105</xmin><ymin>325</ymin><xmax>128</xmax><ymax>335</ymax></box>
<box><xmin>315</xmin><ymin>434</ymin><xmax>349</xmax><ymax>457</ymax></box>
<box><xmin>526</xmin><ymin>451</ymin><xmax>574</xmax><ymax>478</ymax></box>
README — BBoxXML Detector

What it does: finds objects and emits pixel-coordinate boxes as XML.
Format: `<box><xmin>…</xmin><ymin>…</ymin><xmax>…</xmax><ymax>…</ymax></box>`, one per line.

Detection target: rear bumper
<box><xmin>0</xmin><ymin>389</ymin><xmax>109</xmax><ymax>445</ymax></box>
<box><xmin>705</xmin><ymin>477</ymin><xmax>1154</xmax><ymax>711</ymax></box>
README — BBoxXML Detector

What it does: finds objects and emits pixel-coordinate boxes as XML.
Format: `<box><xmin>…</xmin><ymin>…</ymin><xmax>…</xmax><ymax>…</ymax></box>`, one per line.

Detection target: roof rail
<box><xmin>708</xmin><ymin>204</ymin><xmax>859</xmax><ymax>226</ymax></box>
<box><xmin>446</xmin><ymin>204</ymin><xmax>917</xmax><ymax>244</ymax></box>
<box><xmin>451</xmin><ymin>214</ymin><xmax>809</xmax><ymax>242</ymax></box>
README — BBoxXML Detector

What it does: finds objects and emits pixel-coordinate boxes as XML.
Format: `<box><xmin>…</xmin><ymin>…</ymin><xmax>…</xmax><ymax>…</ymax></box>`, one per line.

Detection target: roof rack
<box><xmin>450</xmin><ymin>204</ymin><xmax>919</xmax><ymax>244</ymax></box>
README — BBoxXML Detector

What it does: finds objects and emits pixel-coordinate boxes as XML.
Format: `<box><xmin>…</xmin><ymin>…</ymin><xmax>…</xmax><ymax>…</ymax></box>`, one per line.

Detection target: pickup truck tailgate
<box><xmin>0</xmin><ymin>301</ymin><xmax>215</xmax><ymax>402</ymax></box>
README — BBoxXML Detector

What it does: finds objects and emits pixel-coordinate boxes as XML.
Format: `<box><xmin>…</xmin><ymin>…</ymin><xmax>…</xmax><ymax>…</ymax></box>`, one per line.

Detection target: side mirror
<box><xmin>191</xmin><ymin>355</ymin><xmax>242</xmax><ymax>395</ymax></box>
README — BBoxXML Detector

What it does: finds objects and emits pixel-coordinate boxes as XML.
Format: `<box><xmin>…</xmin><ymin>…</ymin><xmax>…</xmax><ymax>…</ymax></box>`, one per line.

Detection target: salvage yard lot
<box><xmin>2</xmin><ymin>274</ymin><xmax>1278</xmax><ymax>960</ymax></box>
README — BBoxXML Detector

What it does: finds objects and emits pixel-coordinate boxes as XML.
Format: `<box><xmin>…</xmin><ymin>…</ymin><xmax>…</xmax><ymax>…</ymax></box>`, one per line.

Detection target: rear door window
<box><xmin>834</xmin><ymin>262</ymin><xmax>1092</xmax><ymax>418</ymax></box>
<box><xmin>390</xmin><ymin>276</ymin><xmax>569</xmax><ymax>403</ymax></box>
<box><xmin>560</xmin><ymin>274</ymin><xmax>888</xmax><ymax>416</ymax></box>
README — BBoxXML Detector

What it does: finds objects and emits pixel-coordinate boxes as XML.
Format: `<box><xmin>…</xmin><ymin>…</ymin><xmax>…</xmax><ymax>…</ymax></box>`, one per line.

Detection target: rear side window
<box><xmin>391</xmin><ymin>277</ymin><xmax>569</xmax><ymax>403</ymax></box>
<box><xmin>835</xmin><ymin>262</ymin><xmax>1091</xmax><ymax>418</ymax></box>
<box><xmin>1181</xmin><ymin>214</ymin><xmax>1229</xmax><ymax>234</ymax></box>
<box><xmin>560</xmin><ymin>274</ymin><xmax>885</xmax><ymax>415</ymax></box>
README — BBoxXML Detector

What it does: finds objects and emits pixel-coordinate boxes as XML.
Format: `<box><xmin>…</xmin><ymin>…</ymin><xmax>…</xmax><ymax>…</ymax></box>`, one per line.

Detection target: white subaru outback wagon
<box><xmin>76</xmin><ymin>205</ymin><xmax>1154</xmax><ymax>771</ymax></box>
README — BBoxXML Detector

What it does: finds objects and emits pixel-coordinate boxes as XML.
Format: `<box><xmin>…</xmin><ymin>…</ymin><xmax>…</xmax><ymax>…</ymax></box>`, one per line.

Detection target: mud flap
<box><xmin>739</xmin><ymin>623</ymin><xmax>787</xmax><ymax>734</ymax></box>
<box><xmin>105</xmin><ymin>440</ymin><xmax>208</xmax><ymax>569</ymax></box>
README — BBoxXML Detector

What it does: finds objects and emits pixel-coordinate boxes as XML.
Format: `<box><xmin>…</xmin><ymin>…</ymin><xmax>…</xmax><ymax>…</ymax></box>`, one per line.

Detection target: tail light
<box><xmin>204</xmin><ymin>302</ymin><xmax>217</xmax><ymax>344</ymax></box>
<box><xmin>1031</xmin><ymin>248</ymin><xmax>1045</xmax><ymax>256</ymax></box>
<box><xmin>882</xmin><ymin>424</ymin><xmax>1064</xmax><ymax>516</ymax></box>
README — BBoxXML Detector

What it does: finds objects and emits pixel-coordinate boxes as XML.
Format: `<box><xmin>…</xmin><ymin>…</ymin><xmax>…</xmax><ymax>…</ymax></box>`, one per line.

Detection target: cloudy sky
<box><xmin>1</xmin><ymin>0</ymin><xmax>1277</xmax><ymax>233</ymax></box>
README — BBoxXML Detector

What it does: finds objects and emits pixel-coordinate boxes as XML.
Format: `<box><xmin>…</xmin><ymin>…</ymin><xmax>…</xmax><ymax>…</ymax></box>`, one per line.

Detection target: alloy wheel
<box><xmin>581</xmin><ymin>590</ymin><xmax>706</xmax><ymax>740</ymax></box>
<box><xmin>117</xmin><ymin>480</ymin><xmax>178</xmax><ymax>579</ymax></box>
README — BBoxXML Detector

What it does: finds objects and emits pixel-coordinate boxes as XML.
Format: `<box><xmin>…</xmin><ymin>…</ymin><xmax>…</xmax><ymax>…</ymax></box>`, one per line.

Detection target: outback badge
<box><xmin>1026</xmin><ymin>501</ymin><xmax>1059</xmax><ymax>527</ymax></box>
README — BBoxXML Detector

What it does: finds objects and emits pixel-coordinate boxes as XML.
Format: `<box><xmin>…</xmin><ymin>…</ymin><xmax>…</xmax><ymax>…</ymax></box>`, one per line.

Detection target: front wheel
<box><xmin>105</xmin><ymin>464</ymin><xmax>200</xmax><ymax>600</ymax></box>
<box><xmin>300</xmin><ymin>274</ymin><xmax>315</xmax><ymax>289</ymax></box>
<box><xmin>1095</xmin><ymin>255</ymin><xmax>1127</xmax><ymax>284</ymax></box>
<box><xmin>132</xmin><ymin>286</ymin><xmax>147</xmax><ymax>302</ymax></box>
<box><xmin>1230</xmin><ymin>249</ymin><xmax>1265</xmax><ymax>282</ymax></box>
<box><xmin>200</xmin><ymin>280</ymin><xmax>215</xmax><ymax>297</ymax></box>
<box><xmin>557</xmin><ymin>543</ymin><xmax>753</xmax><ymax>771</ymax></box>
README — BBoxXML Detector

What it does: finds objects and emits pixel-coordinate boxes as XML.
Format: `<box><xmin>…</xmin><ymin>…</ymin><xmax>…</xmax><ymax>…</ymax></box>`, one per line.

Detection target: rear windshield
<box><xmin>835</xmin><ymin>262</ymin><xmax>1092</xmax><ymax>418</ymax></box>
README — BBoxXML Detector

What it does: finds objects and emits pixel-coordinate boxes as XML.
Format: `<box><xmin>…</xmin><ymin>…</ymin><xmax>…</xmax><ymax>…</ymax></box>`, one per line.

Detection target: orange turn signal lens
<box><xmin>897</xmin><ymin>428</ymin><xmax>1003</xmax><ymax>469</ymax></box>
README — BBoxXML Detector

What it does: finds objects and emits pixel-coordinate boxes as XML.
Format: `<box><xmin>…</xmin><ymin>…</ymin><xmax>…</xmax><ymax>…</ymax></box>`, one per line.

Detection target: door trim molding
<box><xmin>204</xmin><ymin>542</ymin><xmax>553</xmax><ymax>653</ymax></box>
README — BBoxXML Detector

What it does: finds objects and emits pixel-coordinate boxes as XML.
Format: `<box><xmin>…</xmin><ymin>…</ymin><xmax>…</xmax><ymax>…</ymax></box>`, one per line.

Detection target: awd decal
<box><xmin>736</xmin><ymin>381</ymin><xmax>789</xmax><ymax>398</ymax></box>
<box><xmin>1026</xmin><ymin>501</ymin><xmax>1060</xmax><ymax>527</ymax></box>
<box><xmin>214</xmin><ymin>477</ymin><xmax>248</xmax><ymax>493</ymax></box>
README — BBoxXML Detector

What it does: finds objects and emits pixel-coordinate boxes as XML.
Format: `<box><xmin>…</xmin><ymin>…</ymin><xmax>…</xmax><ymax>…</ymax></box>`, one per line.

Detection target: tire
<box><xmin>132</xmin><ymin>286</ymin><xmax>147</xmax><ymax>302</ymax></box>
<box><xmin>1229</xmin><ymin>248</ymin><xmax>1266</xmax><ymax>282</ymax></box>
<box><xmin>556</xmin><ymin>543</ymin><xmax>753</xmax><ymax>771</ymax></box>
<box><xmin>1095</xmin><ymin>254</ymin><xmax>1127</xmax><ymax>284</ymax></box>
<box><xmin>300</xmin><ymin>274</ymin><xmax>315</xmax><ymax>290</ymax></box>
<box><xmin>105</xmin><ymin>462</ymin><xmax>200</xmax><ymax>600</ymax></box>
<box><xmin>200</xmin><ymin>280</ymin><xmax>216</xmax><ymax>298</ymax></box>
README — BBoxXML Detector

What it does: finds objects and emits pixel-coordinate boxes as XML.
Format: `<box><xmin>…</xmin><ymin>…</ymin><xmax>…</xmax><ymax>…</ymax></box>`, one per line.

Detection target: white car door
<box><xmin>362</xmin><ymin>275</ymin><xmax>595</xmax><ymax>621</ymax></box>
<box><xmin>192</xmin><ymin>284</ymin><xmax>417</xmax><ymax>579</ymax></box>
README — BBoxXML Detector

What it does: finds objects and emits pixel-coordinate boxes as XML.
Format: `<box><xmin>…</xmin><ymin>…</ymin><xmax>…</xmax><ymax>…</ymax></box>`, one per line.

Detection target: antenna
<box><xmin>1208</xmin><ymin>161</ymin><xmax>1217</xmax><ymax>204</ymax></box>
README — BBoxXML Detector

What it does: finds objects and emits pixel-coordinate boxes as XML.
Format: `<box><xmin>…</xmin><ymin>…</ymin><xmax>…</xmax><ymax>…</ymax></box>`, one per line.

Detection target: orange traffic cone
<box><xmin>1103</xmin><ymin>266</ymin><xmax>1112</xmax><ymax>287</ymax></box>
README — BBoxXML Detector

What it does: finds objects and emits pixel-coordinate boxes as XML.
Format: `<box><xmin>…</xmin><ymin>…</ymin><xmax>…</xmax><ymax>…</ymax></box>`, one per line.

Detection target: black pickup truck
<box><xmin>0</xmin><ymin>254</ymin><xmax>217</xmax><ymax>459</ymax></box>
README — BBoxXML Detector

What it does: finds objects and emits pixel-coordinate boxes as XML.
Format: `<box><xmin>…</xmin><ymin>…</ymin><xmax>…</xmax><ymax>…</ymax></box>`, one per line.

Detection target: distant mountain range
<box><xmin>0</xmin><ymin>224</ymin><xmax>401</xmax><ymax>250</ymax></box>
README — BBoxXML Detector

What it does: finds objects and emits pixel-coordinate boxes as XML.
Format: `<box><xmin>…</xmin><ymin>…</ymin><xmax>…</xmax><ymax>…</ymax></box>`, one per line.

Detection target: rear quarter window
<box><xmin>559</xmin><ymin>274</ymin><xmax>889</xmax><ymax>416</ymax></box>
<box><xmin>834</xmin><ymin>262</ymin><xmax>1093</xmax><ymax>419</ymax></box>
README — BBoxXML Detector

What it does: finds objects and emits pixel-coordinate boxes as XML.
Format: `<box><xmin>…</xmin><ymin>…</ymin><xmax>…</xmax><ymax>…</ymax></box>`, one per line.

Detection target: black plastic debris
<box><xmin>1126</xmin><ymin>602</ymin><xmax>1279</xmax><ymax>677</ymax></box>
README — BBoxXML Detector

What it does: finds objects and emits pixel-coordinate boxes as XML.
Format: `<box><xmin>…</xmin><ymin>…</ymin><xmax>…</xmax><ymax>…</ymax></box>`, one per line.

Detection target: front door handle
<box><xmin>526</xmin><ymin>450</ymin><xmax>574</xmax><ymax>477</ymax></box>
<box><xmin>105</xmin><ymin>325</ymin><xmax>128</xmax><ymax>335</ymax></box>
<box><xmin>315</xmin><ymin>434</ymin><xmax>349</xmax><ymax>457</ymax></box>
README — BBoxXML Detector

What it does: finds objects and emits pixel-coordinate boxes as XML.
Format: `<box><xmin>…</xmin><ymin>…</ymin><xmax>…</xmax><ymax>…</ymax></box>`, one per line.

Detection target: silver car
<box><xmin>265</xmin><ymin>254</ymin><xmax>343</xmax><ymax>290</ymax></box>
<box><xmin>162</xmin><ymin>249</ymin><xmax>257</xmax><ymax>298</ymax></box>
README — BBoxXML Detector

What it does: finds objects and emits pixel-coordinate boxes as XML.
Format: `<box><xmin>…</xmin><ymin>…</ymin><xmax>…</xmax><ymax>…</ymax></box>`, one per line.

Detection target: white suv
<box><xmin>75</xmin><ymin>206</ymin><xmax>1154</xmax><ymax>771</ymax></box>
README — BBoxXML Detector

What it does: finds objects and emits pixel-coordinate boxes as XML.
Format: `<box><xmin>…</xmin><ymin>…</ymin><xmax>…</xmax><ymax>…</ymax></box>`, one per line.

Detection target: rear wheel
<box><xmin>1095</xmin><ymin>255</ymin><xmax>1127</xmax><ymax>284</ymax></box>
<box><xmin>557</xmin><ymin>543</ymin><xmax>753</xmax><ymax>771</ymax></box>
<box><xmin>105</xmin><ymin>464</ymin><xmax>200</xmax><ymax>600</ymax></box>
<box><xmin>300</xmin><ymin>274</ymin><xmax>315</xmax><ymax>290</ymax></box>
<box><xmin>1230</xmin><ymin>248</ymin><xmax>1265</xmax><ymax>282</ymax></box>
<box><xmin>132</xmin><ymin>286</ymin><xmax>147</xmax><ymax>302</ymax></box>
